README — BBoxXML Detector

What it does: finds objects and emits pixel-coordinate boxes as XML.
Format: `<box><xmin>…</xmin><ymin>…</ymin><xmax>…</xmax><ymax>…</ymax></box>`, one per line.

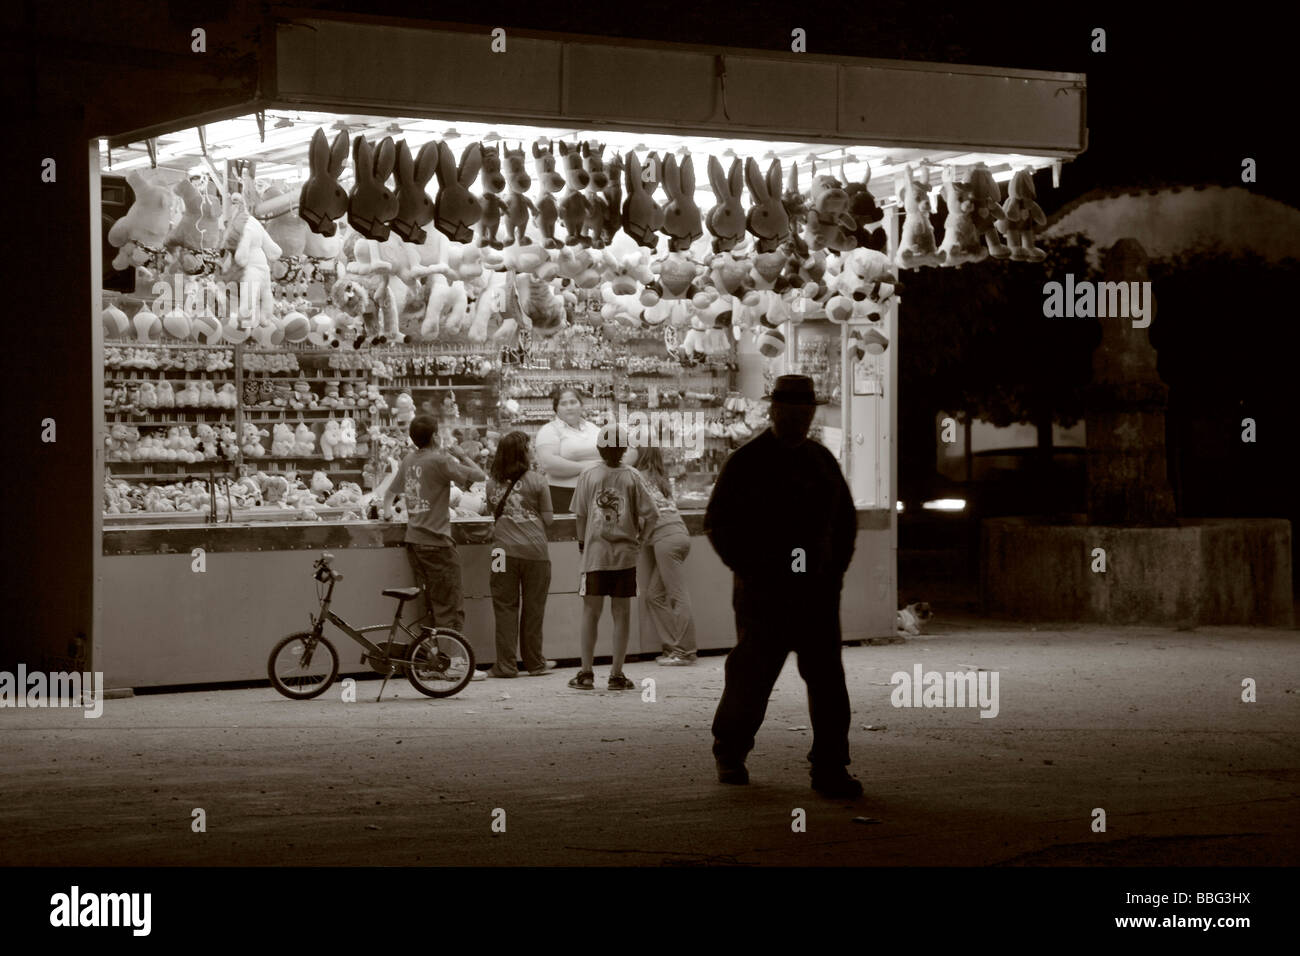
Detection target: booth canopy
<box><xmin>103</xmin><ymin>14</ymin><xmax>1087</xmax><ymax>195</ymax></box>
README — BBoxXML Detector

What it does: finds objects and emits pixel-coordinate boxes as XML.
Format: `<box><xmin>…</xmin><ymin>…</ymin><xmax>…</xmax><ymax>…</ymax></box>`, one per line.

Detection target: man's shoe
<box><xmin>811</xmin><ymin>771</ymin><xmax>863</xmax><ymax>799</ymax></box>
<box><xmin>568</xmin><ymin>671</ymin><xmax>595</xmax><ymax>690</ymax></box>
<box><xmin>660</xmin><ymin>654</ymin><xmax>694</xmax><ymax>666</ymax></box>
<box><xmin>716</xmin><ymin>760</ymin><xmax>749</xmax><ymax>785</ymax></box>
<box><xmin>607</xmin><ymin>673</ymin><xmax>636</xmax><ymax>691</ymax></box>
<box><xmin>470</xmin><ymin>669</ymin><xmax>487</xmax><ymax>682</ymax></box>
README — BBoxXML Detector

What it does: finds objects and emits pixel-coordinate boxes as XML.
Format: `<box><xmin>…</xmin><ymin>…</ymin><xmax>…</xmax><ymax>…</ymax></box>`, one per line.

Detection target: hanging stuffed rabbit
<box><xmin>894</xmin><ymin>165</ymin><xmax>941</xmax><ymax>269</ymax></box>
<box><xmin>998</xmin><ymin>168</ymin><xmax>1047</xmax><ymax>261</ymax></box>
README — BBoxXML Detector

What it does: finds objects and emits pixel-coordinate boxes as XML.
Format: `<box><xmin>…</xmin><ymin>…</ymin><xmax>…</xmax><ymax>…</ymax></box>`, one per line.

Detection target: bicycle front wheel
<box><xmin>268</xmin><ymin>631</ymin><xmax>339</xmax><ymax>700</ymax></box>
<box><xmin>406</xmin><ymin>628</ymin><xmax>476</xmax><ymax>698</ymax></box>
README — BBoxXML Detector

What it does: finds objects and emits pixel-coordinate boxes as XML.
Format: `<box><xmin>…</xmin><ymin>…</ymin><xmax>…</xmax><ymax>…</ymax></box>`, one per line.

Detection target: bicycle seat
<box><xmin>383</xmin><ymin>587</ymin><xmax>423</xmax><ymax>601</ymax></box>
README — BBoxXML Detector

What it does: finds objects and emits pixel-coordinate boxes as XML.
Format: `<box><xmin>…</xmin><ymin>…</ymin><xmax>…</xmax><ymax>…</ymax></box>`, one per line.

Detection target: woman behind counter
<box><xmin>533</xmin><ymin>386</ymin><xmax>602</xmax><ymax>514</ymax></box>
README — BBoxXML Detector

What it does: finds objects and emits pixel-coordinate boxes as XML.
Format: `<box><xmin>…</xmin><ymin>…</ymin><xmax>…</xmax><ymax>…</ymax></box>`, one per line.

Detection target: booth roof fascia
<box><xmin>265</xmin><ymin>7</ymin><xmax>1087</xmax><ymax>83</ymax></box>
<box><xmin>103</xmin><ymin>10</ymin><xmax>1086</xmax><ymax>158</ymax></box>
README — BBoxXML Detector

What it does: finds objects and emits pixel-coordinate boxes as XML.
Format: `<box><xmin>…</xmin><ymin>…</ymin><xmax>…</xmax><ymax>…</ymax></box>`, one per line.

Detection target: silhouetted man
<box><xmin>704</xmin><ymin>374</ymin><xmax>861</xmax><ymax>798</ymax></box>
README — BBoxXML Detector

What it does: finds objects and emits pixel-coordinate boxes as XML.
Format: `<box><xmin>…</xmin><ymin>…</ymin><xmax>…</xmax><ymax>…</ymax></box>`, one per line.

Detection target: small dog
<box><xmin>896</xmin><ymin>602</ymin><xmax>933</xmax><ymax>636</ymax></box>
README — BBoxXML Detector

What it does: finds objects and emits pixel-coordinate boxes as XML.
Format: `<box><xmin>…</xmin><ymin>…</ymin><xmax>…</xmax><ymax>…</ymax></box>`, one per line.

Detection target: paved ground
<box><xmin>2</xmin><ymin>615</ymin><xmax>1298</xmax><ymax>866</ymax></box>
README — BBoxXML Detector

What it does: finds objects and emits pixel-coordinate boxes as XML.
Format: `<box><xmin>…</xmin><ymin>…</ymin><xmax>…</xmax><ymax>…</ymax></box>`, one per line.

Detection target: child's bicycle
<box><xmin>268</xmin><ymin>552</ymin><xmax>476</xmax><ymax>701</ymax></box>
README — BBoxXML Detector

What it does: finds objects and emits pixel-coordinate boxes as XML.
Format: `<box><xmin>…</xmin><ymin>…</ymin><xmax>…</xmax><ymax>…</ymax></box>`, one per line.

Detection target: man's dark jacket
<box><xmin>703</xmin><ymin>427</ymin><xmax>857</xmax><ymax>588</ymax></box>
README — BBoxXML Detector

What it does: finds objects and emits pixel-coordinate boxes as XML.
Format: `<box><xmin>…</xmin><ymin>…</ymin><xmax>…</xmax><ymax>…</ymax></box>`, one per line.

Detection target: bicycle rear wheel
<box><xmin>406</xmin><ymin>628</ymin><xmax>476</xmax><ymax>698</ymax></box>
<box><xmin>268</xmin><ymin>631</ymin><xmax>339</xmax><ymax>700</ymax></box>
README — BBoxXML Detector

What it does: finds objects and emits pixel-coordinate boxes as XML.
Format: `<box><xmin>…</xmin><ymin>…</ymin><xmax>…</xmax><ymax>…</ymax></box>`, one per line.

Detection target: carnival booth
<box><xmin>93</xmin><ymin>16</ymin><xmax>1087</xmax><ymax>687</ymax></box>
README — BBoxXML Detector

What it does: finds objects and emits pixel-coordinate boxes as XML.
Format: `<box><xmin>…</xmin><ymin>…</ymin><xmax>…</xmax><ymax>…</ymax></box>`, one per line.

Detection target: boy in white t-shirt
<box><xmin>569</xmin><ymin>424</ymin><xmax>659</xmax><ymax>690</ymax></box>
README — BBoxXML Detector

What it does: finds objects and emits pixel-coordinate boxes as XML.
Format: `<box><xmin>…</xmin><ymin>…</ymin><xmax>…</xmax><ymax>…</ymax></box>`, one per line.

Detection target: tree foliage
<box><xmin>900</xmin><ymin>232</ymin><xmax>1099</xmax><ymax>429</ymax></box>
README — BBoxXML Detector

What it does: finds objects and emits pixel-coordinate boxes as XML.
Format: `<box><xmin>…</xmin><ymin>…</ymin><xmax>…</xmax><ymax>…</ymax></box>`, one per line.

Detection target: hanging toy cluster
<box><xmin>104</xmin><ymin>126</ymin><xmax>1051</xmax><ymax>364</ymax></box>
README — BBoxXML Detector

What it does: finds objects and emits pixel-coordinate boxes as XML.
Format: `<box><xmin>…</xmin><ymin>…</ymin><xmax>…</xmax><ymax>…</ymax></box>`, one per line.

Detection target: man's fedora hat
<box><xmin>769</xmin><ymin>374</ymin><xmax>827</xmax><ymax>406</ymax></box>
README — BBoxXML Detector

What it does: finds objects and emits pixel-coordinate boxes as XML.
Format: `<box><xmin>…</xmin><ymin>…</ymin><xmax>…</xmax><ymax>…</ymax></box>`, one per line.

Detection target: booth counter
<box><xmin>101</xmin><ymin>508</ymin><xmax>893</xmax><ymax>689</ymax></box>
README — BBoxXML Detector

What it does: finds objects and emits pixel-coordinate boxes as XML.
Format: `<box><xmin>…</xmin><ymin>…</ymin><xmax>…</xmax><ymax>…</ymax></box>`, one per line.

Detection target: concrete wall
<box><xmin>102</xmin><ymin>515</ymin><xmax>894</xmax><ymax>688</ymax></box>
<box><xmin>981</xmin><ymin>517</ymin><xmax>1294</xmax><ymax>626</ymax></box>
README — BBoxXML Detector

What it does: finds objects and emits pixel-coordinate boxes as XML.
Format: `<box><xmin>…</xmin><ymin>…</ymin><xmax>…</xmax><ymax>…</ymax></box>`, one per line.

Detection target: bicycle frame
<box><xmin>308</xmin><ymin>569</ymin><xmax>425</xmax><ymax>662</ymax></box>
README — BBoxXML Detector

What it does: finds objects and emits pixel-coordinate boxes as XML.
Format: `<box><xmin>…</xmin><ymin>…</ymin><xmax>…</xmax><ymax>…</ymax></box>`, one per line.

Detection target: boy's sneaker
<box><xmin>568</xmin><ymin>671</ymin><xmax>595</xmax><ymax>690</ymax></box>
<box><xmin>811</xmin><ymin>770</ymin><xmax>863</xmax><ymax>799</ymax></box>
<box><xmin>470</xmin><ymin>670</ymin><xmax>487</xmax><ymax>682</ymax></box>
<box><xmin>607</xmin><ymin>673</ymin><xmax>636</xmax><ymax>691</ymax></box>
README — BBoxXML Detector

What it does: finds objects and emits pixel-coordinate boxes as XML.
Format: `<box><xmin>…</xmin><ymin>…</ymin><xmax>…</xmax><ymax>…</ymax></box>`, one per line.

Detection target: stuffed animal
<box><xmin>137</xmin><ymin>382</ymin><xmax>158</xmax><ymax>410</ymax></box>
<box><xmin>803</xmin><ymin>157</ymin><xmax>858</xmax><ymax>253</ymax></box>
<box><xmin>641</xmin><ymin>254</ymin><xmax>705</xmax><ymax>326</ymax></box>
<box><xmin>389</xmin><ymin>139</ymin><xmax>439</xmax><ymax>245</ymax></box>
<box><xmin>310</xmin><ymin>471</ymin><xmax>334</xmax><ymax>500</ymax></box>
<box><xmin>262</xmin><ymin>181</ymin><xmax>309</xmax><ymax>286</ymax></box>
<box><xmin>998</xmin><ymin>168</ymin><xmax>1047</xmax><ymax>261</ymax></box>
<box><xmin>965</xmin><ymin>163</ymin><xmax>1010</xmax><ymax>259</ymax></box>
<box><xmin>242</xmin><ymin>423</ymin><xmax>269</xmax><ymax>457</ymax></box>
<box><xmin>581</xmin><ymin>142</ymin><xmax>612</xmax><ymax>249</ymax></box>
<box><xmin>320</xmin><ymin>418</ymin><xmax>343</xmax><ymax>460</ymax></box>
<box><xmin>516</xmin><ymin>272</ymin><xmax>571</xmax><ymax>336</ymax></box>
<box><xmin>419</xmin><ymin>273</ymin><xmax>461</xmax><ymax>340</ymax></box>
<box><xmin>289</xmin><ymin>378</ymin><xmax>315</xmax><ymax>410</ymax></box>
<box><xmin>500</xmin><ymin>143</ymin><xmax>537</xmax><ymax>247</ymax></box>
<box><xmin>155</xmin><ymin>380</ymin><xmax>176</xmax><ymax>409</ymax></box>
<box><xmin>895</xmin><ymin>165</ymin><xmax>941</xmax><ymax>269</ymax></box>
<box><xmin>220</xmin><ymin>192</ymin><xmax>283</xmax><ymax>332</ymax></box>
<box><xmin>365</xmin><ymin>384</ymin><xmax>388</xmax><ymax>416</ymax></box>
<box><xmin>705</xmin><ymin>156</ymin><xmax>746</xmax><ymax>254</ymax></box>
<box><xmin>270</xmin><ymin>423</ymin><xmax>296</xmax><ymax>457</ymax></box>
<box><xmin>434</xmin><ymin>141</ymin><xmax>483</xmax><ymax>244</ymax></box>
<box><xmin>476</xmin><ymin>143</ymin><xmax>507</xmax><ymax>249</ymax></box>
<box><xmin>199</xmin><ymin>380</ymin><xmax>219</xmax><ymax>408</ymax></box>
<box><xmin>107</xmin><ymin>170</ymin><xmax>172</xmax><ymax>273</ymax></box>
<box><xmin>554</xmin><ymin>246</ymin><xmax>602</xmax><ymax>290</ymax></box>
<box><xmin>216</xmin><ymin>425</ymin><xmax>239</xmax><ymax>459</ymax></box>
<box><xmin>622</xmin><ymin>151</ymin><xmax>664</xmax><ymax>251</ymax></box>
<box><xmin>392</xmin><ymin>390</ymin><xmax>416</xmax><ymax>428</ymax></box>
<box><xmin>338</xmin><ymin>417</ymin><xmax>359</xmax><ymax>457</ymax></box>
<box><xmin>601</xmin><ymin>151</ymin><xmax>624</xmax><ymax>249</ymax></box>
<box><xmin>320</xmin><ymin>381</ymin><xmax>342</xmax><ymax>408</ymax></box>
<box><xmin>218</xmin><ymin>383</ymin><xmax>237</xmax><ymax>409</ymax></box>
<box><xmin>936</xmin><ymin>166</ymin><xmax>985</xmax><ymax>267</ymax></box>
<box><xmin>744</xmin><ymin>158</ymin><xmax>791</xmax><ymax>253</ymax></box>
<box><xmin>165</xmin><ymin>178</ymin><xmax>206</xmax><ymax>270</ymax></box>
<box><xmin>299</xmin><ymin>128</ymin><xmax>350</xmax><ymax>237</ymax></box>
<box><xmin>602</xmin><ymin>244</ymin><xmax>655</xmax><ymax>297</ymax></box>
<box><xmin>844</xmin><ymin>163</ymin><xmax>888</xmax><ymax>252</ymax></box>
<box><xmin>659</xmin><ymin>154</ymin><xmax>703</xmax><ymax>253</ymax></box>
<box><xmin>294</xmin><ymin>423</ymin><xmax>317</xmax><ymax>457</ymax></box>
<box><xmin>601</xmin><ymin>286</ymin><xmax>646</xmax><ymax>327</ymax></box>
<box><xmin>340</xmin><ymin>383</ymin><xmax>357</xmax><ymax>408</ymax></box>
<box><xmin>346</xmin><ymin>135</ymin><xmax>398</xmax><ymax>241</ymax></box>
<box><xmin>340</xmin><ymin>232</ymin><xmax>398</xmax><ymax>348</ymax></box>
<box><xmin>530</xmin><ymin>141</ymin><xmax>565</xmax><ymax>249</ymax></box>
<box><xmin>825</xmin><ymin>248</ymin><xmax>902</xmax><ymax>324</ymax></box>
<box><xmin>556</xmin><ymin>141</ymin><xmax>592</xmax><ymax>247</ymax></box>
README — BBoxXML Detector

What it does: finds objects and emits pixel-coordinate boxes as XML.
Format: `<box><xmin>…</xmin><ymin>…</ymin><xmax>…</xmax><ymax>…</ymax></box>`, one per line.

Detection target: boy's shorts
<box><xmin>579</xmin><ymin>568</ymin><xmax>637</xmax><ymax>598</ymax></box>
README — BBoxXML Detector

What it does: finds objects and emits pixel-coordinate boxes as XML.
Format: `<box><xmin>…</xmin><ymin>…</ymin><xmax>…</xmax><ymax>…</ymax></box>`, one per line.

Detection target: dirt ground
<box><xmin>2</xmin><ymin>616</ymin><xmax>1298</xmax><ymax>867</ymax></box>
